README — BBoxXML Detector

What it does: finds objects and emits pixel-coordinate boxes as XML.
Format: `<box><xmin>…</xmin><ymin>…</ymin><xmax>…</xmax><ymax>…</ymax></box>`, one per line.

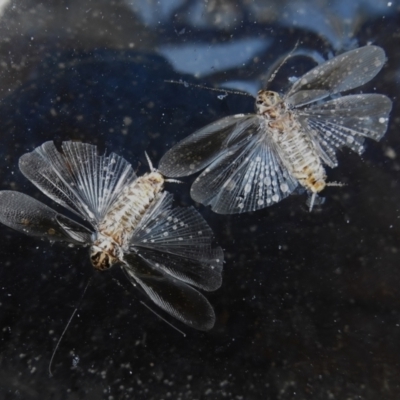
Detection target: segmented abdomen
<box><xmin>277</xmin><ymin>128</ymin><xmax>326</xmax><ymax>193</ymax></box>
<box><xmin>98</xmin><ymin>172</ymin><xmax>164</xmax><ymax>246</ymax></box>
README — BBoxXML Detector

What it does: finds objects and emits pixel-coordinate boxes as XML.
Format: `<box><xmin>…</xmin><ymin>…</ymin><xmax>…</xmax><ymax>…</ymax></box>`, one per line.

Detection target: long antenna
<box><xmin>165</xmin><ymin>79</ymin><xmax>253</xmax><ymax>98</ymax></box>
<box><xmin>267</xmin><ymin>40</ymin><xmax>301</xmax><ymax>85</ymax></box>
<box><xmin>49</xmin><ymin>277</ymin><xmax>92</xmax><ymax>377</ymax></box>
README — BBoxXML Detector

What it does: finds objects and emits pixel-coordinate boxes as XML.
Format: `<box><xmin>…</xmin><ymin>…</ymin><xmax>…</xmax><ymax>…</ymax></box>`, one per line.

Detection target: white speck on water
<box><xmin>72</xmin><ymin>356</ymin><xmax>80</xmax><ymax>368</ymax></box>
<box><xmin>123</xmin><ymin>116</ymin><xmax>132</xmax><ymax>126</ymax></box>
<box><xmin>384</xmin><ymin>146</ymin><xmax>396</xmax><ymax>159</ymax></box>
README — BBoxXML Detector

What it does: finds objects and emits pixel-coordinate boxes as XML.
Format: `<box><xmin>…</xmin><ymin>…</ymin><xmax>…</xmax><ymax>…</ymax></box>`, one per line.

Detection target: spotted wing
<box><xmin>123</xmin><ymin>253</ymin><xmax>217</xmax><ymax>331</ymax></box>
<box><xmin>0</xmin><ymin>191</ymin><xmax>92</xmax><ymax>245</ymax></box>
<box><xmin>158</xmin><ymin>114</ymin><xmax>258</xmax><ymax>177</ymax></box>
<box><xmin>296</xmin><ymin>94</ymin><xmax>392</xmax><ymax>168</ymax></box>
<box><xmin>189</xmin><ymin>128</ymin><xmax>298</xmax><ymax>214</ymax></box>
<box><xmin>129</xmin><ymin>192</ymin><xmax>223</xmax><ymax>292</ymax></box>
<box><xmin>286</xmin><ymin>46</ymin><xmax>386</xmax><ymax>107</ymax></box>
<box><xmin>19</xmin><ymin>141</ymin><xmax>137</xmax><ymax>226</ymax></box>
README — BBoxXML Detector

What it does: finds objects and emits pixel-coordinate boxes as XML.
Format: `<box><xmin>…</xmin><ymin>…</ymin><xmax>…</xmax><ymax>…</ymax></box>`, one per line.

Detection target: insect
<box><xmin>0</xmin><ymin>141</ymin><xmax>223</xmax><ymax>330</ymax></box>
<box><xmin>158</xmin><ymin>45</ymin><xmax>392</xmax><ymax>213</ymax></box>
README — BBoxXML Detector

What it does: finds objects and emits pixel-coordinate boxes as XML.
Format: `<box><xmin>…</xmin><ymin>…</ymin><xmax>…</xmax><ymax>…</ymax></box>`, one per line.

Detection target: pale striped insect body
<box><xmin>159</xmin><ymin>45</ymin><xmax>392</xmax><ymax>213</ymax></box>
<box><xmin>0</xmin><ymin>141</ymin><xmax>223</xmax><ymax>330</ymax></box>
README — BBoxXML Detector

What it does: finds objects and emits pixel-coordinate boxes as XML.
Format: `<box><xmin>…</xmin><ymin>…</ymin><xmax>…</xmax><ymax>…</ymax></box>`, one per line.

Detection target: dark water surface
<box><xmin>0</xmin><ymin>1</ymin><xmax>400</xmax><ymax>399</ymax></box>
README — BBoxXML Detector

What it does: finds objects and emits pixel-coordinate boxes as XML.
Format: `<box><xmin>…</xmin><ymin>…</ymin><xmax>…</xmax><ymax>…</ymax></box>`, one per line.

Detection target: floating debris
<box><xmin>159</xmin><ymin>45</ymin><xmax>392</xmax><ymax>213</ymax></box>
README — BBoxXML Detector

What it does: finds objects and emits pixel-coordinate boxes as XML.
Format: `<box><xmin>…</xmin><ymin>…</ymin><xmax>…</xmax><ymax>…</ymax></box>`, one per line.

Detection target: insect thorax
<box><xmin>90</xmin><ymin>235</ymin><xmax>122</xmax><ymax>271</ymax></box>
<box><xmin>256</xmin><ymin>90</ymin><xmax>286</xmax><ymax>119</ymax></box>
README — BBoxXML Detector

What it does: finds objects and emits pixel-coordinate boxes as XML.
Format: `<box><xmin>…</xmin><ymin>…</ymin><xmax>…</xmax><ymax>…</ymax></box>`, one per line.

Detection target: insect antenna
<box><xmin>48</xmin><ymin>277</ymin><xmax>92</xmax><ymax>377</ymax></box>
<box><xmin>139</xmin><ymin>301</ymin><xmax>186</xmax><ymax>337</ymax></box>
<box><xmin>144</xmin><ymin>151</ymin><xmax>155</xmax><ymax>171</ymax></box>
<box><xmin>134</xmin><ymin>161</ymin><xmax>142</xmax><ymax>174</ymax></box>
<box><xmin>266</xmin><ymin>40</ymin><xmax>301</xmax><ymax>85</ymax></box>
<box><xmin>165</xmin><ymin>80</ymin><xmax>253</xmax><ymax>98</ymax></box>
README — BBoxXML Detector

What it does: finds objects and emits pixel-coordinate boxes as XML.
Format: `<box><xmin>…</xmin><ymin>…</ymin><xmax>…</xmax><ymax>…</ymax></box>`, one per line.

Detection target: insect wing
<box><xmin>130</xmin><ymin>192</ymin><xmax>223</xmax><ymax>291</ymax></box>
<box><xmin>286</xmin><ymin>46</ymin><xmax>386</xmax><ymax>106</ymax></box>
<box><xmin>123</xmin><ymin>253</ymin><xmax>216</xmax><ymax>330</ymax></box>
<box><xmin>55</xmin><ymin>214</ymin><xmax>93</xmax><ymax>244</ymax></box>
<box><xmin>298</xmin><ymin>94</ymin><xmax>392</xmax><ymax>167</ymax></box>
<box><xmin>0</xmin><ymin>191</ymin><xmax>92</xmax><ymax>245</ymax></box>
<box><xmin>158</xmin><ymin>114</ymin><xmax>258</xmax><ymax>177</ymax></box>
<box><xmin>190</xmin><ymin>129</ymin><xmax>298</xmax><ymax>214</ymax></box>
<box><xmin>19</xmin><ymin>141</ymin><xmax>137</xmax><ymax>226</ymax></box>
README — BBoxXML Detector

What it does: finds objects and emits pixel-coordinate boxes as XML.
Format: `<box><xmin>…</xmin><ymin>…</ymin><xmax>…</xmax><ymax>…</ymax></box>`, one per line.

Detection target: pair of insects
<box><xmin>0</xmin><ymin>45</ymin><xmax>392</xmax><ymax>330</ymax></box>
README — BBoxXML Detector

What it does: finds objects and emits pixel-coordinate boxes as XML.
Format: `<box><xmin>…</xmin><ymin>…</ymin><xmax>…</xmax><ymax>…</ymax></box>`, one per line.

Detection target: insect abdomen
<box><xmin>278</xmin><ymin>130</ymin><xmax>326</xmax><ymax>193</ymax></box>
<box><xmin>99</xmin><ymin>172</ymin><xmax>164</xmax><ymax>245</ymax></box>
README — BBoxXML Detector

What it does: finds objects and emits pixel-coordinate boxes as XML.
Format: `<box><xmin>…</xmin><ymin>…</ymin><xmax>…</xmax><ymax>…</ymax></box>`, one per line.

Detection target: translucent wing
<box><xmin>123</xmin><ymin>253</ymin><xmax>216</xmax><ymax>331</ymax></box>
<box><xmin>190</xmin><ymin>128</ymin><xmax>299</xmax><ymax>214</ymax></box>
<box><xmin>158</xmin><ymin>114</ymin><xmax>258</xmax><ymax>177</ymax></box>
<box><xmin>130</xmin><ymin>192</ymin><xmax>223</xmax><ymax>291</ymax></box>
<box><xmin>0</xmin><ymin>191</ymin><xmax>92</xmax><ymax>245</ymax></box>
<box><xmin>297</xmin><ymin>94</ymin><xmax>392</xmax><ymax>168</ymax></box>
<box><xmin>19</xmin><ymin>141</ymin><xmax>137</xmax><ymax>226</ymax></box>
<box><xmin>286</xmin><ymin>46</ymin><xmax>386</xmax><ymax>107</ymax></box>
